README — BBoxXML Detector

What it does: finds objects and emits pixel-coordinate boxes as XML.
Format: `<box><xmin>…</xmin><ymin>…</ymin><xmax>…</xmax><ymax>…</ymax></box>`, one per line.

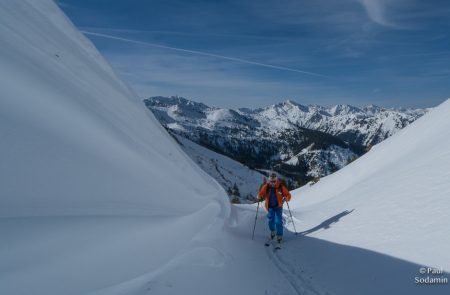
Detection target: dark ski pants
<box><xmin>267</xmin><ymin>207</ymin><xmax>283</xmax><ymax>236</ymax></box>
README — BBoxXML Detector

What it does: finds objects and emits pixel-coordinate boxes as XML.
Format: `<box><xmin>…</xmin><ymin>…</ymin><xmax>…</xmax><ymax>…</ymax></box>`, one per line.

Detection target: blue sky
<box><xmin>57</xmin><ymin>0</ymin><xmax>450</xmax><ymax>109</ymax></box>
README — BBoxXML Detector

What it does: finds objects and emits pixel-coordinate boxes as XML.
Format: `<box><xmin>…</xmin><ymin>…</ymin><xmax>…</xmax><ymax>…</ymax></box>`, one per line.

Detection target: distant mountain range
<box><xmin>145</xmin><ymin>96</ymin><xmax>428</xmax><ymax>195</ymax></box>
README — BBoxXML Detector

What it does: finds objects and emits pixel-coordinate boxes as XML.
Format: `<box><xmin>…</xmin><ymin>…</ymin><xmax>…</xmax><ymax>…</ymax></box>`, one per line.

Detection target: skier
<box><xmin>258</xmin><ymin>172</ymin><xmax>291</xmax><ymax>246</ymax></box>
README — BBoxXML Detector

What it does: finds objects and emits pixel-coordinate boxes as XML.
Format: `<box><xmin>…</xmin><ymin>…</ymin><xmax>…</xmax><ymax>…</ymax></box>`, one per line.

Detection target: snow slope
<box><xmin>0</xmin><ymin>0</ymin><xmax>228</xmax><ymax>217</ymax></box>
<box><xmin>174</xmin><ymin>135</ymin><xmax>265</xmax><ymax>202</ymax></box>
<box><xmin>283</xmin><ymin>99</ymin><xmax>450</xmax><ymax>294</ymax></box>
<box><xmin>0</xmin><ymin>1</ymin><xmax>229</xmax><ymax>294</ymax></box>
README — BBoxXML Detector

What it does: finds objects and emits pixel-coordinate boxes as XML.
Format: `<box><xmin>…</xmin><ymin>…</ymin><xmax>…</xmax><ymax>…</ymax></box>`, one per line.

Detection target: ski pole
<box><xmin>251</xmin><ymin>200</ymin><xmax>260</xmax><ymax>240</ymax></box>
<box><xmin>252</xmin><ymin>177</ymin><xmax>266</xmax><ymax>240</ymax></box>
<box><xmin>285</xmin><ymin>201</ymin><xmax>298</xmax><ymax>235</ymax></box>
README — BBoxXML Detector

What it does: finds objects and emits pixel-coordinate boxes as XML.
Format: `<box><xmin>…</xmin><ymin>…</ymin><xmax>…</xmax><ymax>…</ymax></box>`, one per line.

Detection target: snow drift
<box><xmin>0</xmin><ymin>1</ymin><xmax>228</xmax><ymax>294</ymax></box>
<box><xmin>0</xmin><ymin>0</ymin><xmax>228</xmax><ymax>217</ymax></box>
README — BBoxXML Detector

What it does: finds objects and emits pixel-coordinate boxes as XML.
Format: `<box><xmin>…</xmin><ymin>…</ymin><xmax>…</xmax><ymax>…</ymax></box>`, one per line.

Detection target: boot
<box><xmin>277</xmin><ymin>235</ymin><xmax>282</xmax><ymax>243</ymax></box>
<box><xmin>270</xmin><ymin>231</ymin><xmax>276</xmax><ymax>240</ymax></box>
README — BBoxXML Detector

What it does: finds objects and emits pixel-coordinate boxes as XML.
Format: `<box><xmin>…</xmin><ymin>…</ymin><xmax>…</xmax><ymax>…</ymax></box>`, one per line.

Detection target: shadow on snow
<box><xmin>299</xmin><ymin>209</ymin><xmax>354</xmax><ymax>236</ymax></box>
<box><xmin>279</xmin><ymin>209</ymin><xmax>449</xmax><ymax>295</ymax></box>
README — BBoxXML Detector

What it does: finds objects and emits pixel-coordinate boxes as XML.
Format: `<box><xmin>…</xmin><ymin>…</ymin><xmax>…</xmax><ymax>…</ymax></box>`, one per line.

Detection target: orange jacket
<box><xmin>258</xmin><ymin>181</ymin><xmax>291</xmax><ymax>210</ymax></box>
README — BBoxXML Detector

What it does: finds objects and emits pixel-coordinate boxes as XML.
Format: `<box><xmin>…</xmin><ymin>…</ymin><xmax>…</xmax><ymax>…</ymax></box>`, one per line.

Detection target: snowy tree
<box><xmin>232</xmin><ymin>183</ymin><xmax>240</xmax><ymax>197</ymax></box>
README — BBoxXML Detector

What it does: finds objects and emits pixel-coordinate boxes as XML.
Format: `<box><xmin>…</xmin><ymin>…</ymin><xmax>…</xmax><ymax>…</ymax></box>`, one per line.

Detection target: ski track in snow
<box><xmin>260</xmin><ymin>209</ymin><xmax>329</xmax><ymax>295</ymax></box>
<box><xmin>265</xmin><ymin>238</ymin><xmax>329</xmax><ymax>295</ymax></box>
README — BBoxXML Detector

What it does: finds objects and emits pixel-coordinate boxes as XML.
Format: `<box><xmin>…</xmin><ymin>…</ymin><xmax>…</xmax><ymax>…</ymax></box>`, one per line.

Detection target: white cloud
<box><xmin>358</xmin><ymin>0</ymin><xmax>390</xmax><ymax>26</ymax></box>
<box><xmin>355</xmin><ymin>0</ymin><xmax>410</xmax><ymax>28</ymax></box>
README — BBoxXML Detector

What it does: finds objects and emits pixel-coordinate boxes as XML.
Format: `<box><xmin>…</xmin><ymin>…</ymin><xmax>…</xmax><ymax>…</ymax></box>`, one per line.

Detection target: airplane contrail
<box><xmin>80</xmin><ymin>27</ymin><xmax>297</xmax><ymax>41</ymax></box>
<box><xmin>81</xmin><ymin>31</ymin><xmax>325</xmax><ymax>77</ymax></box>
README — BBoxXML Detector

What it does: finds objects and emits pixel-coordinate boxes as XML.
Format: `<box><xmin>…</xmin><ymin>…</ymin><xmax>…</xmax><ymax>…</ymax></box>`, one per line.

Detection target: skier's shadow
<box><xmin>299</xmin><ymin>209</ymin><xmax>354</xmax><ymax>236</ymax></box>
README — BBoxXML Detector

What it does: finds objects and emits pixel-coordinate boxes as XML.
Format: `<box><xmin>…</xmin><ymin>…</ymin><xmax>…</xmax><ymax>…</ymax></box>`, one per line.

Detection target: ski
<box><xmin>274</xmin><ymin>238</ymin><xmax>282</xmax><ymax>251</ymax></box>
<box><xmin>264</xmin><ymin>238</ymin><xmax>281</xmax><ymax>251</ymax></box>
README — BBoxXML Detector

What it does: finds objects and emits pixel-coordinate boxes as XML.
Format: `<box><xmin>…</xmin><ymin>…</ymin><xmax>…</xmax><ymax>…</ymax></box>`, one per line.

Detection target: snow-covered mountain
<box><xmin>251</xmin><ymin>99</ymin><xmax>428</xmax><ymax>146</ymax></box>
<box><xmin>145</xmin><ymin>96</ymin><xmax>426</xmax><ymax>186</ymax></box>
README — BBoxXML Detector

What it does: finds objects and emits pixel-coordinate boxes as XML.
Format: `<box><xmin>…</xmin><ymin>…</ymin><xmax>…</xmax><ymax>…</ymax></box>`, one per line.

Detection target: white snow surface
<box><xmin>288</xmin><ymin>98</ymin><xmax>450</xmax><ymax>287</ymax></box>
<box><xmin>0</xmin><ymin>0</ymin><xmax>227</xmax><ymax>218</ymax></box>
<box><xmin>1</xmin><ymin>2</ymin><xmax>448</xmax><ymax>295</ymax></box>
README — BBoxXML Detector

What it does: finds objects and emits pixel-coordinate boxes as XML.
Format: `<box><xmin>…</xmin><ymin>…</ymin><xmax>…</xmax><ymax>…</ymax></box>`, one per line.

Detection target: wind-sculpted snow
<box><xmin>0</xmin><ymin>1</ymin><xmax>227</xmax><ymax>218</ymax></box>
<box><xmin>0</xmin><ymin>1</ymin><xmax>229</xmax><ymax>294</ymax></box>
